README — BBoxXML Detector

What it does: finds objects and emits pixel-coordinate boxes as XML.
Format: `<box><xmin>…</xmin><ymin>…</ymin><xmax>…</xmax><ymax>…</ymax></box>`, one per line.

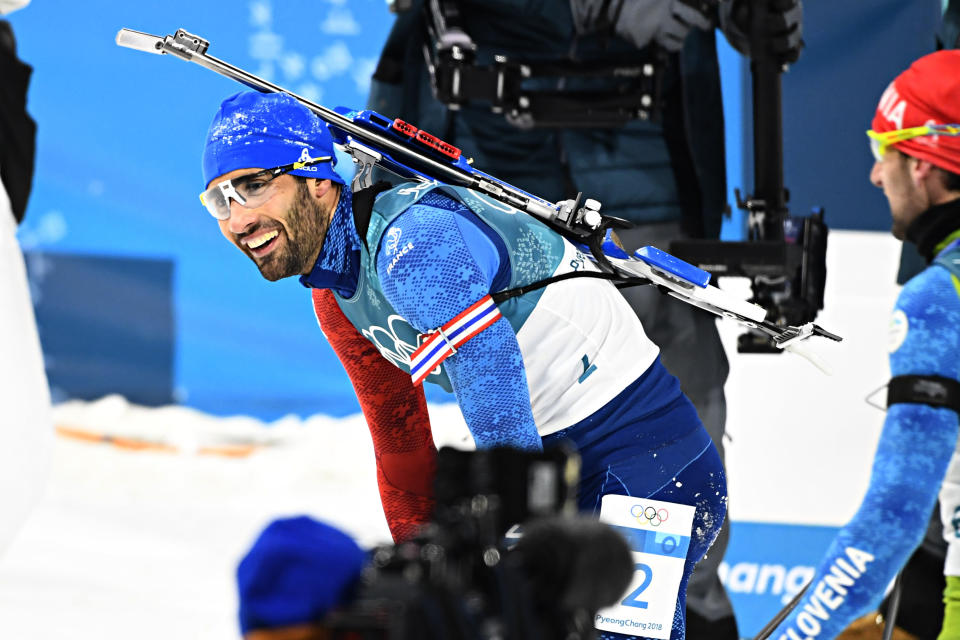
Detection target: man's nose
<box><xmin>226</xmin><ymin>200</ymin><xmax>259</xmax><ymax>235</ymax></box>
<box><xmin>869</xmin><ymin>160</ymin><xmax>883</xmax><ymax>188</ymax></box>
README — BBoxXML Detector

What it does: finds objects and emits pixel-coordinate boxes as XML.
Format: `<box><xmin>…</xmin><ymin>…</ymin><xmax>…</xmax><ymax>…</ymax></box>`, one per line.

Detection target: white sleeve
<box><xmin>0</xmin><ymin>178</ymin><xmax>53</xmax><ymax>558</ymax></box>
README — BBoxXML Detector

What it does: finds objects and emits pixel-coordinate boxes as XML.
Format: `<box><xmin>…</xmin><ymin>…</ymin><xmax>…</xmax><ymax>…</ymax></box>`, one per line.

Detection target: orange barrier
<box><xmin>55</xmin><ymin>425</ymin><xmax>261</xmax><ymax>458</ymax></box>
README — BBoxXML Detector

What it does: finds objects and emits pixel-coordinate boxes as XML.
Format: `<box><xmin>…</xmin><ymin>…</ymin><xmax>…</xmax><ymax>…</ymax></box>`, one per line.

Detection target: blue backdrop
<box><xmin>10</xmin><ymin>1</ymin><xmax>397</xmax><ymax>419</ymax></box>
<box><xmin>779</xmin><ymin>0</ymin><xmax>942</xmax><ymax>231</ymax></box>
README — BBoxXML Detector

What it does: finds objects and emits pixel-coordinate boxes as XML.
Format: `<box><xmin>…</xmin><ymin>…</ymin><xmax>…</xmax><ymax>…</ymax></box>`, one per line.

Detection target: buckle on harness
<box><xmin>428</xmin><ymin>326</ymin><xmax>458</xmax><ymax>355</ymax></box>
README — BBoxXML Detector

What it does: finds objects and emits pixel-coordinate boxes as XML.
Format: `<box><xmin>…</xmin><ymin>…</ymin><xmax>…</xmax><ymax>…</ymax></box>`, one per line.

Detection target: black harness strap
<box><xmin>491</xmin><ymin>272</ymin><xmax>650</xmax><ymax>304</ymax></box>
<box><xmin>351</xmin><ymin>181</ymin><xmax>395</xmax><ymax>251</ymax></box>
<box><xmin>887</xmin><ymin>375</ymin><xmax>960</xmax><ymax>413</ymax></box>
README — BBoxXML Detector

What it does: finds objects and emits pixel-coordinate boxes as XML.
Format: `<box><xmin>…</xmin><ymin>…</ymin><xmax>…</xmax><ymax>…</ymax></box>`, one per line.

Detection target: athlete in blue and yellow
<box><xmin>769</xmin><ymin>51</ymin><xmax>960</xmax><ymax>640</ymax></box>
<box><xmin>199</xmin><ymin>90</ymin><xmax>727</xmax><ymax>640</ymax></box>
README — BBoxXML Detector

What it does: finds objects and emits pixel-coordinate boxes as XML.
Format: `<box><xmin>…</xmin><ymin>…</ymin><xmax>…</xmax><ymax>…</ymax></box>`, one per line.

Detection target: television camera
<box><xmin>320</xmin><ymin>445</ymin><xmax>634</xmax><ymax>640</ymax></box>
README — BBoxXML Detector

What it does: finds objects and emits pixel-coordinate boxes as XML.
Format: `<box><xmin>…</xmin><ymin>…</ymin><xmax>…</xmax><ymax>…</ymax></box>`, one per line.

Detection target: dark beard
<box><xmin>258</xmin><ymin>180</ymin><xmax>332</xmax><ymax>281</ymax></box>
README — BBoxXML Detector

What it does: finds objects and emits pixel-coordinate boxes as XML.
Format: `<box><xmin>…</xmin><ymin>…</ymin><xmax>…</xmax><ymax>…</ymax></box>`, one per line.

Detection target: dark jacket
<box><xmin>0</xmin><ymin>20</ymin><xmax>37</xmax><ymax>224</ymax></box>
<box><xmin>368</xmin><ymin>0</ymin><xmax>727</xmax><ymax>238</ymax></box>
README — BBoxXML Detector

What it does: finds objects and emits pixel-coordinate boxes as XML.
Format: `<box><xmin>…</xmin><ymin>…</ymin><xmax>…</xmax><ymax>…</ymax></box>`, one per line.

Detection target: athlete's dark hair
<box><xmin>942</xmin><ymin>167</ymin><xmax>960</xmax><ymax>192</ymax></box>
<box><xmin>899</xmin><ymin>148</ymin><xmax>960</xmax><ymax>191</ymax></box>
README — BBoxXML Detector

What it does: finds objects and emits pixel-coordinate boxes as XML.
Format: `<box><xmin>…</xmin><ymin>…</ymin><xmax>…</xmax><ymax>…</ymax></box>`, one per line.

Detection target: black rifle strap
<box><xmin>887</xmin><ymin>375</ymin><xmax>960</xmax><ymax>413</ymax></box>
<box><xmin>491</xmin><ymin>272</ymin><xmax>650</xmax><ymax>304</ymax></box>
<box><xmin>351</xmin><ymin>181</ymin><xmax>395</xmax><ymax>251</ymax></box>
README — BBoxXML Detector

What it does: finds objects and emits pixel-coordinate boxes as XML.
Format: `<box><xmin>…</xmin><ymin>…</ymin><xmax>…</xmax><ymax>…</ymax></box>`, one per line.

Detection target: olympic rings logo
<box><xmin>630</xmin><ymin>504</ymin><xmax>669</xmax><ymax>527</ymax></box>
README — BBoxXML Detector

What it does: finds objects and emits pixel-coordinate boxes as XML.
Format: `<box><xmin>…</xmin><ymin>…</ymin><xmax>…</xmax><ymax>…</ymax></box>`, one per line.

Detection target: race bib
<box><xmin>595</xmin><ymin>494</ymin><xmax>695</xmax><ymax>639</ymax></box>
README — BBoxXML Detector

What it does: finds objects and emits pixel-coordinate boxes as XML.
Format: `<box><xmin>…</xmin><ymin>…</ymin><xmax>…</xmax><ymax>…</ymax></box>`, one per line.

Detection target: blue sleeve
<box><xmin>376</xmin><ymin>192</ymin><xmax>542</xmax><ymax>452</ymax></box>
<box><xmin>772</xmin><ymin>266</ymin><xmax>960</xmax><ymax>640</ymax></box>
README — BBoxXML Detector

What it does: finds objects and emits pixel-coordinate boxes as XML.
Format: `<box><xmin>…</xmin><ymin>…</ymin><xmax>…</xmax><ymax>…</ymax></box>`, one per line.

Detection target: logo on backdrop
<box><xmin>720</xmin><ymin>561</ymin><xmax>814</xmax><ymax>606</ymax></box>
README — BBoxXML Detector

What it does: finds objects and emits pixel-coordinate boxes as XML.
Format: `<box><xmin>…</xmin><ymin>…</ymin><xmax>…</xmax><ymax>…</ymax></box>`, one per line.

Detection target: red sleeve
<box><xmin>311</xmin><ymin>288</ymin><xmax>436</xmax><ymax>543</ymax></box>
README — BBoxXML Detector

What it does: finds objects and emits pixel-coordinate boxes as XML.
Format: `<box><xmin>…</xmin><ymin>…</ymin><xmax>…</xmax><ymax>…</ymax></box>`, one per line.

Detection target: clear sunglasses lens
<box><xmin>201</xmin><ymin>186</ymin><xmax>231</xmax><ymax>220</ymax></box>
<box><xmin>235</xmin><ymin>178</ymin><xmax>277</xmax><ymax>208</ymax></box>
<box><xmin>200</xmin><ymin>171</ymin><xmax>283</xmax><ymax>220</ymax></box>
<box><xmin>870</xmin><ymin>137</ymin><xmax>883</xmax><ymax>161</ymax></box>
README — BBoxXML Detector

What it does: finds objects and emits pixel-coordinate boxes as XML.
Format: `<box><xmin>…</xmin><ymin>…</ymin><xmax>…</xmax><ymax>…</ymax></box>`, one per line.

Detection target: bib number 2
<box><xmin>622</xmin><ymin>563</ymin><xmax>653</xmax><ymax>609</ymax></box>
<box><xmin>595</xmin><ymin>495</ymin><xmax>696</xmax><ymax>640</ymax></box>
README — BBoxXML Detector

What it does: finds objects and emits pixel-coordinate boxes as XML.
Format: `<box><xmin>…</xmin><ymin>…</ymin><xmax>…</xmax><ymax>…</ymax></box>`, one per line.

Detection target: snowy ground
<box><xmin>0</xmin><ymin>231</ymin><xmax>904</xmax><ymax>639</ymax></box>
<box><xmin>0</xmin><ymin>397</ymin><xmax>472</xmax><ymax>639</ymax></box>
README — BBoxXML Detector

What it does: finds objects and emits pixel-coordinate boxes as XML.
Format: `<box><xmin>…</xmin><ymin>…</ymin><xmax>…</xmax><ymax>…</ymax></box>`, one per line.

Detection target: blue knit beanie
<box><xmin>236</xmin><ymin>515</ymin><xmax>367</xmax><ymax>634</ymax></box>
<box><xmin>202</xmin><ymin>91</ymin><xmax>344</xmax><ymax>188</ymax></box>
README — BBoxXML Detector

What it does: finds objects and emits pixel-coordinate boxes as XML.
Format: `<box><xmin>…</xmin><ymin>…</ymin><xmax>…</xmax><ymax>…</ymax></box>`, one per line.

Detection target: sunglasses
<box><xmin>199</xmin><ymin>156</ymin><xmax>333</xmax><ymax>220</ymax></box>
<box><xmin>866</xmin><ymin>124</ymin><xmax>960</xmax><ymax>161</ymax></box>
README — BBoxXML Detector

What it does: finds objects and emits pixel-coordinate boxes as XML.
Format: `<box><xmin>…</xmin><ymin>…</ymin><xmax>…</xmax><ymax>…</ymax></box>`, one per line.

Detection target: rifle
<box><xmin>115</xmin><ymin>27</ymin><xmax>840</xmax><ymax>353</ymax></box>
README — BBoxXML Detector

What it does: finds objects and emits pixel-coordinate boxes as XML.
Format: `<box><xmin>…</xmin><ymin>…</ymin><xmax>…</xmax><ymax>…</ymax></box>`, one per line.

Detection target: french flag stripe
<box><xmin>410</xmin><ymin>295</ymin><xmax>502</xmax><ymax>385</ymax></box>
<box><xmin>410</xmin><ymin>295</ymin><xmax>498</xmax><ymax>365</ymax></box>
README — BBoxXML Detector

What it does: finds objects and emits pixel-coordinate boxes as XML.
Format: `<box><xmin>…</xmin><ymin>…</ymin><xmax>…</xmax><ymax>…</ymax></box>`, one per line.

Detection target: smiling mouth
<box><xmin>244</xmin><ymin>229</ymin><xmax>281</xmax><ymax>258</ymax></box>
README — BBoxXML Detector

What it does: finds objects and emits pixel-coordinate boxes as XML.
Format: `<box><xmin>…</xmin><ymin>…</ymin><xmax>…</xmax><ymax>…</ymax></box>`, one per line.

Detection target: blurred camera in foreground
<box><xmin>238</xmin><ymin>445</ymin><xmax>634</xmax><ymax>640</ymax></box>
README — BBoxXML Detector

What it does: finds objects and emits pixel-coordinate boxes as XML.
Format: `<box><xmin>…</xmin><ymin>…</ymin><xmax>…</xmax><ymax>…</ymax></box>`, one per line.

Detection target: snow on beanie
<box><xmin>202</xmin><ymin>91</ymin><xmax>343</xmax><ymax>188</ymax></box>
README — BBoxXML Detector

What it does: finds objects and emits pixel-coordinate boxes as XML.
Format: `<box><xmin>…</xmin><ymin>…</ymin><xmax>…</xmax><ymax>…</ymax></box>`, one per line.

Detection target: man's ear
<box><xmin>910</xmin><ymin>157</ymin><xmax>937</xmax><ymax>188</ymax></box>
<box><xmin>911</xmin><ymin>158</ymin><xmax>958</xmax><ymax>204</ymax></box>
<box><xmin>310</xmin><ymin>178</ymin><xmax>335</xmax><ymax>200</ymax></box>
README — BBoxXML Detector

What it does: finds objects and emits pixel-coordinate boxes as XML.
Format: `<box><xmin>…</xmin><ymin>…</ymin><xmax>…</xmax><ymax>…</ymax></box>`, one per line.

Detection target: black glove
<box><xmin>571</xmin><ymin>0</ymin><xmax>714</xmax><ymax>52</ymax></box>
<box><xmin>655</xmin><ymin>1</ymin><xmax>715</xmax><ymax>52</ymax></box>
<box><xmin>720</xmin><ymin>0</ymin><xmax>803</xmax><ymax>65</ymax></box>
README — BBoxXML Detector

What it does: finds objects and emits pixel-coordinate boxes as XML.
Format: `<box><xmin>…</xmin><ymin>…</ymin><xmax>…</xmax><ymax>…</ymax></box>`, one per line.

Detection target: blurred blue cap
<box><xmin>237</xmin><ymin>515</ymin><xmax>367</xmax><ymax>634</ymax></box>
